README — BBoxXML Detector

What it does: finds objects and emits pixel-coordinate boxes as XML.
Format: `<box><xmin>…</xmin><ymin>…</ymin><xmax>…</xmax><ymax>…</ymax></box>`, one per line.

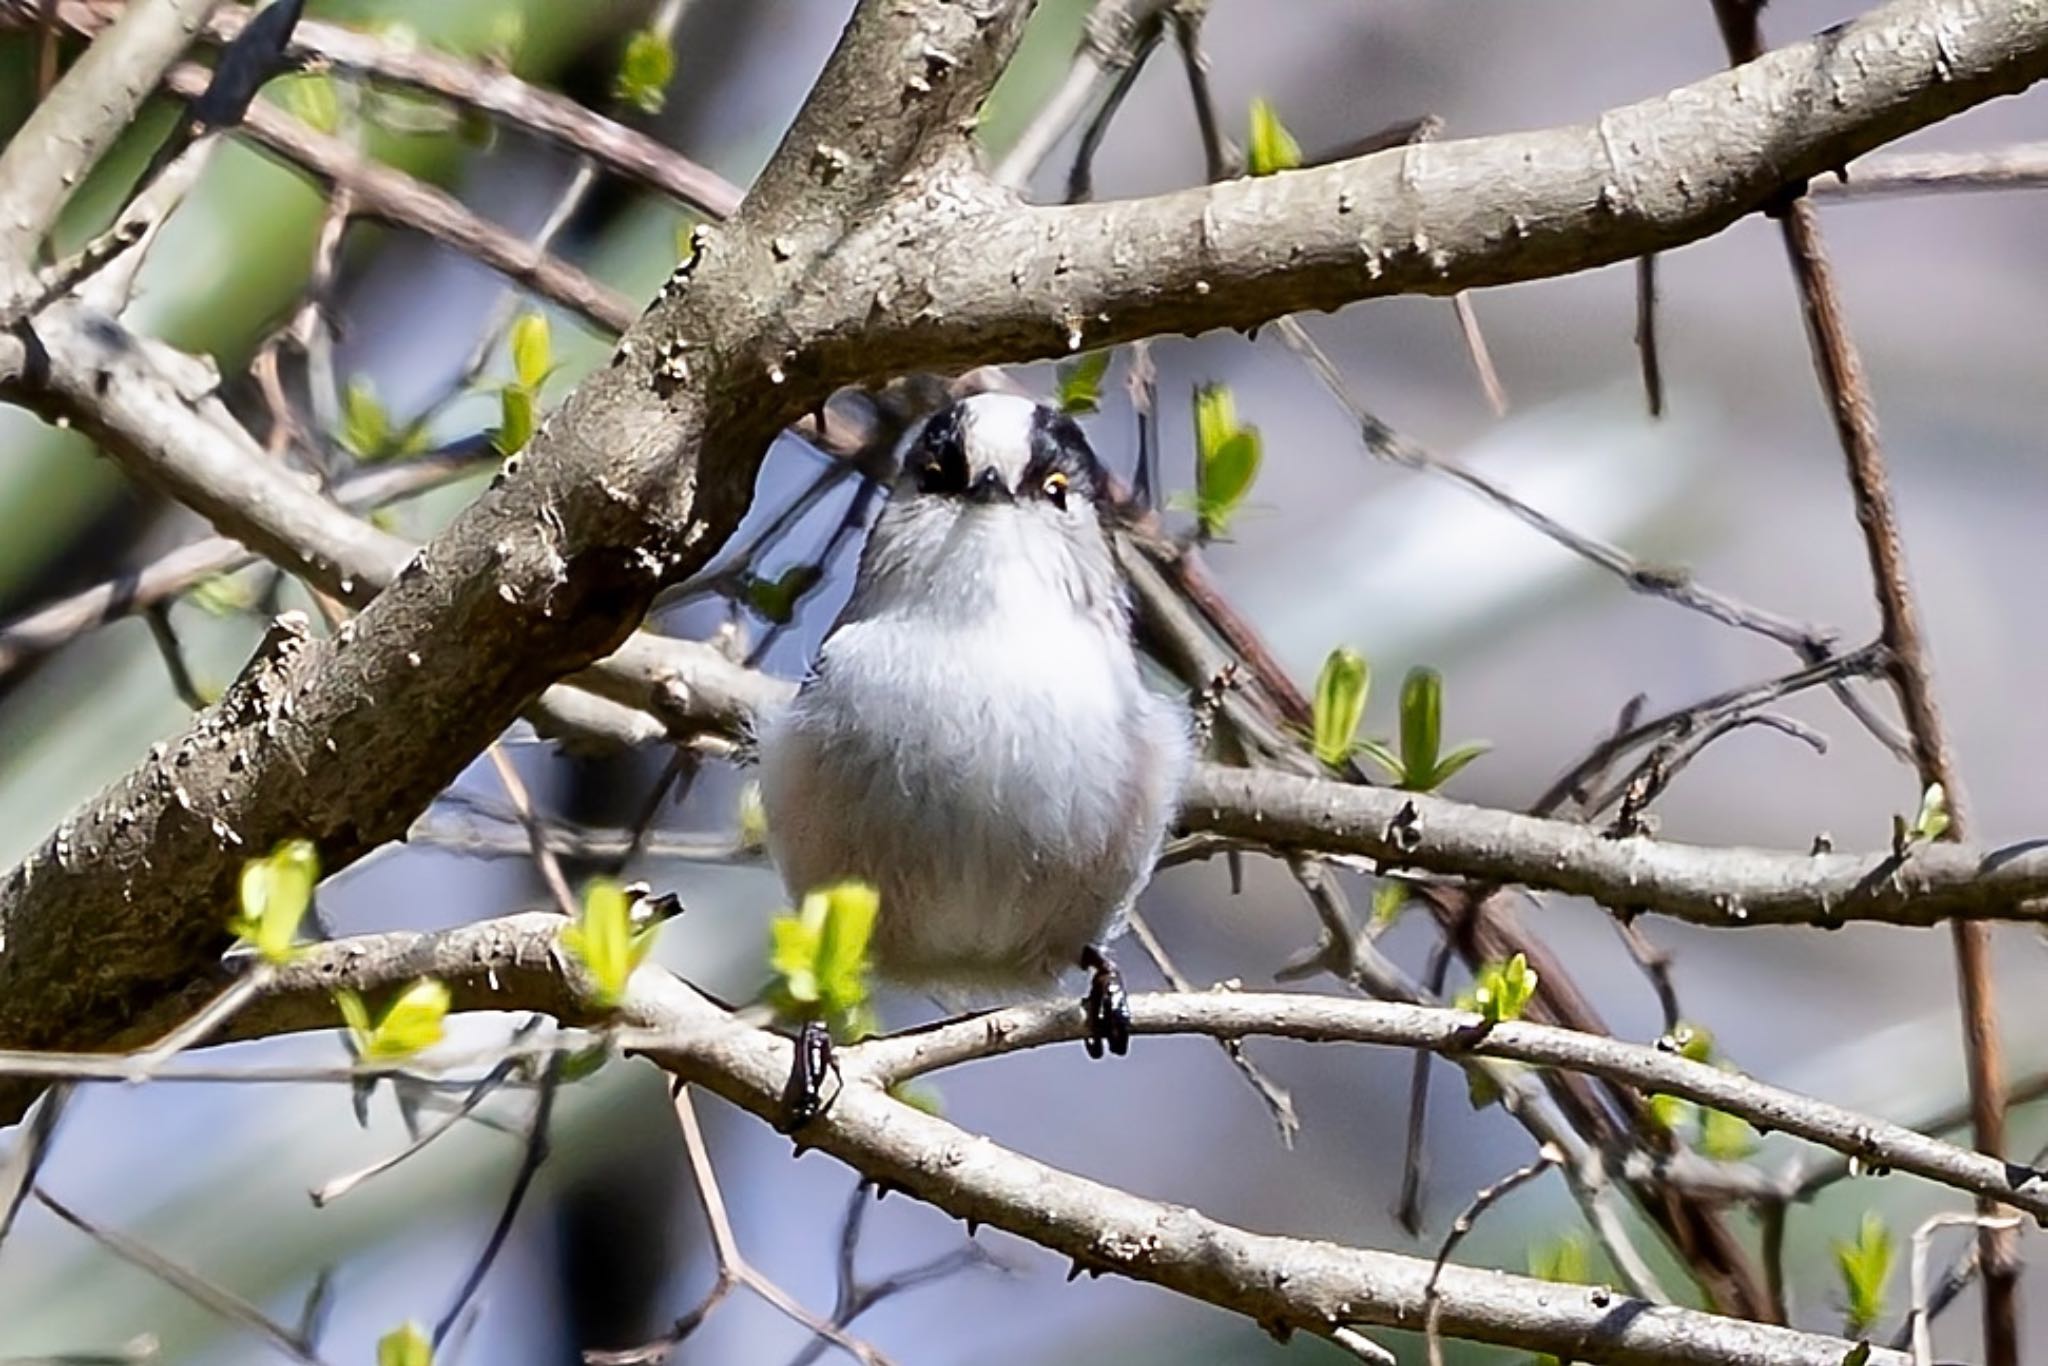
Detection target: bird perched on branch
<box><xmin>757</xmin><ymin>392</ymin><xmax>1191</xmax><ymax>1062</ymax></box>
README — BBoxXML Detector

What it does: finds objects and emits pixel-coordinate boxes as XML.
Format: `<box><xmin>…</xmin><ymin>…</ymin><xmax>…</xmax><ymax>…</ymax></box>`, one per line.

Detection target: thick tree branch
<box><xmin>0</xmin><ymin>0</ymin><xmax>1038</xmax><ymax>1125</ymax></box>
<box><xmin>809</xmin><ymin>0</ymin><xmax>2048</xmax><ymax>378</ymax></box>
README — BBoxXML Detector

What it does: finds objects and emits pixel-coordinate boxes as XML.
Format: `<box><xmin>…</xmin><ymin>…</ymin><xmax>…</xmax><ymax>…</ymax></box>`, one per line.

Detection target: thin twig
<box><xmin>1907</xmin><ymin>1212</ymin><xmax>2021</xmax><ymax>1366</ymax></box>
<box><xmin>781</xmin><ymin>1180</ymin><xmax>1004</xmax><ymax>1366</ymax></box>
<box><xmin>142</xmin><ymin>603</ymin><xmax>207</xmax><ymax>711</ymax></box>
<box><xmin>34</xmin><ymin>1187</ymin><xmax>325</xmax><ymax>1364</ymax></box>
<box><xmin>1125</xmin><ymin>908</ymin><xmax>1299</xmax><ymax>1145</ymax></box>
<box><xmin>1635</xmin><ymin>254</ymin><xmax>1664</xmax><ymax>417</ymax></box>
<box><xmin>431</xmin><ymin>1053</ymin><xmax>562</xmax><ymax>1346</ymax></box>
<box><xmin>1708</xmin><ymin>5</ymin><xmax>2015</xmax><ymax>1358</ymax></box>
<box><xmin>310</xmin><ymin>1023</ymin><xmax>540</xmax><ymax>1207</ymax></box>
<box><xmin>485</xmin><ymin>744</ymin><xmax>580</xmax><ymax>919</ymax></box>
<box><xmin>1425</xmin><ymin>1146</ymin><xmax>1564</xmax><ymax>1366</ymax></box>
<box><xmin>0</xmin><ymin>1082</ymin><xmax>70</xmax><ymax>1246</ymax></box>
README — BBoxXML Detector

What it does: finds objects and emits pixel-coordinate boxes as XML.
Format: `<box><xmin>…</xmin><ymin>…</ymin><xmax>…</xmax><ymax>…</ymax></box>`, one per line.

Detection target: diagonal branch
<box><xmin>0</xmin><ymin>0</ymin><xmax>1039</xmax><ymax>1126</ymax></box>
<box><xmin>0</xmin><ymin>0</ymin><xmax>224</xmax><ymax>313</ymax></box>
<box><xmin>812</xmin><ymin>0</ymin><xmax>2048</xmax><ymax>379</ymax></box>
<box><xmin>9</xmin><ymin>0</ymin><xmax>745</xmax><ymax>218</ymax></box>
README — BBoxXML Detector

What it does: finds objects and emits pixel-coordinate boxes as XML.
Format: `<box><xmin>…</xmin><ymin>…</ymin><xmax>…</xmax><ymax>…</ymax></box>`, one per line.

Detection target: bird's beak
<box><xmin>967</xmin><ymin>468</ymin><xmax>1011</xmax><ymax>504</ymax></box>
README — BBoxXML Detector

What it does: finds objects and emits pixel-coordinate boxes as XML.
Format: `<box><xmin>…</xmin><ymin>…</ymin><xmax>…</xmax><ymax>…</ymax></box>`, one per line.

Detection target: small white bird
<box><xmin>756</xmin><ymin>393</ymin><xmax>1191</xmax><ymax>1057</ymax></box>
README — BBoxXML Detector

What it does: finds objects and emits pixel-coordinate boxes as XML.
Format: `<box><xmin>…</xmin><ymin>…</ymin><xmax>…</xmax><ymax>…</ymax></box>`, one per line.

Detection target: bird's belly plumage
<box><xmin>757</xmin><ymin>605</ymin><xmax>1183</xmax><ymax>987</ymax></box>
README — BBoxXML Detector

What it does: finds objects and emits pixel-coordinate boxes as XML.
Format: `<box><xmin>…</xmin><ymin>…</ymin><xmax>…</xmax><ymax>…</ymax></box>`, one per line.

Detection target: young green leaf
<box><xmin>510</xmin><ymin>311</ymin><xmax>552</xmax><ymax>391</ymax></box>
<box><xmin>280</xmin><ymin>74</ymin><xmax>341</xmax><ymax>135</ymax></box>
<box><xmin>1667</xmin><ymin>1022</ymin><xmax>1716</xmax><ymax>1065</ymax></box>
<box><xmin>813</xmin><ymin>881</ymin><xmax>879</xmax><ymax>1018</ymax></box>
<box><xmin>494</xmin><ymin>383</ymin><xmax>535</xmax><ymax>455</ymax></box>
<box><xmin>486</xmin><ymin>11</ymin><xmax>526</xmax><ymax>67</ymax></box>
<box><xmin>1911</xmin><ymin>782</ymin><xmax>1950</xmax><ymax>844</ymax></box>
<box><xmin>1400</xmin><ymin>666</ymin><xmax>1443</xmax><ymax>786</ymax></box>
<box><xmin>1646</xmin><ymin>1092</ymin><xmax>1694</xmax><ymax>1134</ymax></box>
<box><xmin>338</xmin><ymin>979</ymin><xmax>451</xmax><ymax>1061</ymax></box>
<box><xmin>615</xmin><ymin>28</ymin><xmax>676</xmax><ymax>114</ymax></box>
<box><xmin>1527</xmin><ymin>1232</ymin><xmax>1592</xmax><ymax>1286</ymax></box>
<box><xmin>562</xmin><ymin>878</ymin><xmax>662</xmax><ymax>1008</ymax></box>
<box><xmin>767</xmin><ymin>880</ymin><xmax>880</xmax><ymax>1040</ymax></box>
<box><xmin>1370</xmin><ymin>880</ymin><xmax>1407</xmax><ymax>929</ymax></box>
<box><xmin>229</xmin><ymin>839</ymin><xmax>319</xmax><ymax>965</ymax></box>
<box><xmin>1393</xmin><ymin>666</ymin><xmax>1489</xmax><ymax>790</ymax></box>
<box><xmin>188</xmin><ymin>572</ymin><xmax>254</xmax><ymax>617</ymax></box>
<box><xmin>335</xmin><ymin>987</ymin><xmax>372</xmax><ymax>1044</ymax></box>
<box><xmin>888</xmin><ymin>1079</ymin><xmax>945</xmax><ymax>1117</ymax></box>
<box><xmin>1056</xmin><ymin>350</ymin><xmax>1113</xmax><ymax>415</ymax></box>
<box><xmin>378</xmin><ymin>1322</ymin><xmax>432</xmax><ymax>1366</ymax></box>
<box><xmin>1193</xmin><ymin>382</ymin><xmax>1238</xmax><ymax>466</ymax></box>
<box><xmin>1246</xmin><ymin>97</ymin><xmax>1301</xmax><ymax>176</ymax></box>
<box><xmin>1189</xmin><ymin>384</ymin><xmax>1262</xmax><ymax>538</ymax></box>
<box><xmin>1833</xmin><ymin>1210</ymin><xmax>1894</xmax><ymax>1338</ymax></box>
<box><xmin>1463</xmin><ymin>1066</ymin><xmax>1502</xmax><ymax>1110</ymax></box>
<box><xmin>1699</xmin><ymin>1104</ymin><xmax>1758</xmax><ymax>1161</ymax></box>
<box><xmin>1468</xmin><ymin>952</ymin><xmax>1538</xmax><ymax>1024</ymax></box>
<box><xmin>340</xmin><ymin>376</ymin><xmax>390</xmax><ymax>459</ymax></box>
<box><xmin>744</xmin><ymin>564</ymin><xmax>824</xmax><ymax>625</ymax></box>
<box><xmin>1355</xmin><ymin>736</ymin><xmax>1404</xmax><ymax>783</ymax></box>
<box><xmin>1310</xmin><ymin>646</ymin><xmax>1370</xmax><ymax>768</ymax></box>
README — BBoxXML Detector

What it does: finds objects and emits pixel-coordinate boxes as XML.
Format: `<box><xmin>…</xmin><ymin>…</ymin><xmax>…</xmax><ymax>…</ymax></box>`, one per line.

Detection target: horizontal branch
<box><xmin>1822</xmin><ymin>142</ymin><xmax>2048</xmax><ymax>199</ymax></box>
<box><xmin>102</xmin><ymin>915</ymin><xmax>1919</xmax><ymax>1366</ymax></box>
<box><xmin>857</xmin><ymin>991</ymin><xmax>2048</xmax><ymax>1223</ymax></box>
<box><xmin>814</xmin><ymin>0</ymin><xmax>2048</xmax><ymax>376</ymax></box>
<box><xmin>1183</xmin><ymin>767</ymin><xmax>2048</xmax><ymax>928</ymax></box>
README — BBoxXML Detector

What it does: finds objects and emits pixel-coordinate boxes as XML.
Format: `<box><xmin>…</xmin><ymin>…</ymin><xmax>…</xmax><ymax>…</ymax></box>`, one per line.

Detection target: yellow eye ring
<box><xmin>1041</xmin><ymin>471</ymin><xmax>1070</xmax><ymax>508</ymax></box>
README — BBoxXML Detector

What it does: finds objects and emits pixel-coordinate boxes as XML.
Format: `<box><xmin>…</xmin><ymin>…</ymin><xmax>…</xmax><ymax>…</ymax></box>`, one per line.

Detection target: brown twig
<box><xmin>1125</xmin><ymin>908</ymin><xmax>1300</xmax><ymax>1144</ymax></box>
<box><xmin>10</xmin><ymin>0</ymin><xmax>743</xmax><ymax>218</ymax></box>
<box><xmin>1707</xmin><ymin>4</ymin><xmax>2015</xmax><ymax>1359</ymax></box>
<box><xmin>157</xmin><ymin>63</ymin><xmax>634</xmax><ymax>334</ymax></box>
<box><xmin>1425</xmin><ymin>1146</ymin><xmax>1564</xmax><ymax>1366</ymax></box>
<box><xmin>34</xmin><ymin>1186</ymin><xmax>327</xmax><ymax>1364</ymax></box>
<box><xmin>594</xmin><ymin>1087</ymin><xmax>891</xmax><ymax>1366</ymax></box>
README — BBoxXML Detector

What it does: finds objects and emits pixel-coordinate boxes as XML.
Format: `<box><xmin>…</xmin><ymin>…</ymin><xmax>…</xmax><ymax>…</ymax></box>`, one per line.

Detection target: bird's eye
<box><xmin>1041</xmin><ymin>471</ymin><xmax>1070</xmax><ymax>509</ymax></box>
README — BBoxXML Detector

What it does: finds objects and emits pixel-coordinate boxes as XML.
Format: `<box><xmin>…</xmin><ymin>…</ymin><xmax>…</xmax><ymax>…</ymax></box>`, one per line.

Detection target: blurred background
<box><xmin>1</xmin><ymin>1</ymin><xmax>2045</xmax><ymax>1361</ymax></box>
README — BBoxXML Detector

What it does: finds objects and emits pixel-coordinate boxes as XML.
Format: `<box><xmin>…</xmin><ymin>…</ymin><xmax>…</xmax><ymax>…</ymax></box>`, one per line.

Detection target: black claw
<box><xmin>1080</xmin><ymin>946</ymin><xmax>1131</xmax><ymax>1059</ymax></box>
<box><xmin>776</xmin><ymin>1019</ymin><xmax>838</xmax><ymax>1133</ymax></box>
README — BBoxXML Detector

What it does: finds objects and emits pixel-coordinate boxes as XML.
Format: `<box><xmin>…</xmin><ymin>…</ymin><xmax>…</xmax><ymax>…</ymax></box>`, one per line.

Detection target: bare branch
<box><xmin>0</xmin><ymin>0</ymin><xmax>224</xmax><ymax>313</ymax></box>
<box><xmin>1183</xmin><ymin>765</ymin><xmax>2048</xmax><ymax>929</ymax></box>
<box><xmin>820</xmin><ymin>0</ymin><xmax>2048</xmax><ymax>377</ymax></box>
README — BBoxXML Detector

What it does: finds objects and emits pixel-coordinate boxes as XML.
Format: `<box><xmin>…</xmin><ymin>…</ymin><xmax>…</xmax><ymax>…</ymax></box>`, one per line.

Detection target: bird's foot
<box><xmin>776</xmin><ymin>1019</ymin><xmax>839</xmax><ymax>1133</ymax></box>
<box><xmin>1079</xmin><ymin>945</ymin><xmax>1130</xmax><ymax>1059</ymax></box>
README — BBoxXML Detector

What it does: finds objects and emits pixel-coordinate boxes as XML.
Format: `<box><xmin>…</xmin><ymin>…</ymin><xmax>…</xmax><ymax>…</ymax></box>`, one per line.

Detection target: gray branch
<box><xmin>1182</xmin><ymin>766</ymin><xmax>2048</xmax><ymax>929</ymax></box>
<box><xmin>811</xmin><ymin>0</ymin><xmax>2048</xmax><ymax>377</ymax></box>
<box><xmin>2</xmin><ymin>0</ymin><xmax>2043</xmax><ymax>1131</ymax></box>
<box><xmin>0</xmin><ymin>0</ymin><xmax>223</xmax><ymax>316</ymax></box>
<box><xmin>103</xmin><ymin>914</ymin><xmax>1920</xmax><ymax>1366</ymax></box>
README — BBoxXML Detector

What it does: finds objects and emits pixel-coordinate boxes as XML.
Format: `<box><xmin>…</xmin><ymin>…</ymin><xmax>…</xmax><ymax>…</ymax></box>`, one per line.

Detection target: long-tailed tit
<box><xmin>757</xmin><ymin>393</ymin><xmax>1191</xmax><ymax>1060</ymax></box>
